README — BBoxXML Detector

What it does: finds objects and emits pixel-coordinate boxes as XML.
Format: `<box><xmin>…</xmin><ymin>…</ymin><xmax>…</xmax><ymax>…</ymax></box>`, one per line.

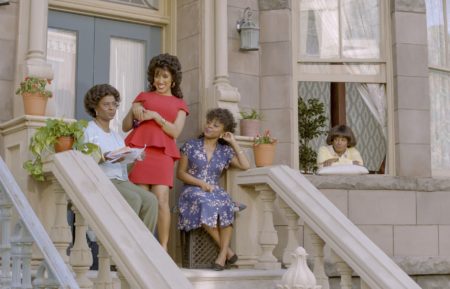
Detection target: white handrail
<box><xmin>235</xmin><ymin>165</ymin><xmax>421</xmax><ymax>289</ymax></box>
<box><xmin>44</xmin><ymin>150</ymin><xmax>193</xmax><ymax>289</ymax></box>
<box><xmin>0</xmin><ymin>156</ymin><xmax>79</xmax><ymax>289</ymax></box>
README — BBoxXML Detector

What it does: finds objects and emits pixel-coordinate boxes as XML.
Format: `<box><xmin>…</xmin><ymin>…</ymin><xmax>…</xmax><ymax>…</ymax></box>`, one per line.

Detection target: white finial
<box><xmin>276</xmin><ymin>247</ymin><xmax>321</xmax><ymax>289</ymax></box>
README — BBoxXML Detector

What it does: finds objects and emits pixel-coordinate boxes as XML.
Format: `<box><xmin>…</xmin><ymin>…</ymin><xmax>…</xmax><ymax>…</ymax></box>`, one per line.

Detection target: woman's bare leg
<box><xmin>202</xmin><ymin>225</ymin><xmax>235</xmax><ymax>259</ymax></box>
<box><xmin>152</xmin><ymin>185</ymin><xmax>170</xmax><ymax>251</ymax></box>
<box><xmin>215</xmin><ymin>225</ymin><xmax>233</xmax><ymax>266</ymax></box>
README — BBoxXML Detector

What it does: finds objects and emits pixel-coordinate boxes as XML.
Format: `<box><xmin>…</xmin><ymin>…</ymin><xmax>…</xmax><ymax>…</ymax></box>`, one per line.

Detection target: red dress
<box><xmin>125</xmin><ymin>91</ymin><xmax>189</xmax><ymax>187</ymax></box>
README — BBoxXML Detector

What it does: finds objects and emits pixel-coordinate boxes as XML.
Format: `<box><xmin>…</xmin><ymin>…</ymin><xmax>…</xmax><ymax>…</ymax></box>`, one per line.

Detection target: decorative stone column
<box><xmin>0</xmin><ymin>194</ymin><xmax>12</xmax><ymax>289</ymax></box>
<box><xmin>254</xmin><ymin>184</ymin><xmax>281</xmax><ymax>269</ymax></box>
<box><xmin>306</xmin><ymin>225</ymin><xmax>329</xmax><ymax>289</ymax></box>
<box><xmin>331</xmin><ymin>250</ymin><xmax>353</xmax><ymax>289</ymax></box>
<box><xmin>278</xmin><ymin>198</ymin><xmax>300</xmax><ymax>267</ymax></box>
<box><xmin>14</xmin><ymin>0</ymin><xmax>53</xmax><ymax>117</ymax></box>
<box><xmin>212</xmin><ymin>0</ymin><xmax>241</xmax><ymax>118</ymax></box>
<box><xmin>48</xmin><ymin>176</ymin><xmax>71</xmax><ymax>265</ymax></box>
<box><xmin>69</xmin><ymin>207</ymin><xmax>93</xmax><ymax>289</ymax></box>
<box><xmin>24</xmin><ymin>0</ymin><xmax>53</xmax><ymax>79</ymax></box>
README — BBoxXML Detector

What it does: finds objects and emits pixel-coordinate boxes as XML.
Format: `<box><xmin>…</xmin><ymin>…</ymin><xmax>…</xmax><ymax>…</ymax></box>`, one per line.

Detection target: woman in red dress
<box><xmin>122</xmin><ymin>53</ymin><xmax>189</xmax><ymax>250</ymax></box>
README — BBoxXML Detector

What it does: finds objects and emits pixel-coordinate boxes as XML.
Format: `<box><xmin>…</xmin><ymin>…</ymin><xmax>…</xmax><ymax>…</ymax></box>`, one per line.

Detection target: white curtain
<box><xmin>355</xmin><ymin>83</ymin><xmax>387</xmax><ymax>138</ymax></box>
<box><xmin>46</xmin><ymin>28</ymin><xmax>77</xmax><ymax>118</ymax></box>
<box><xmin>109</xmin><ymin>37</ymin><xmax>146</xmax><ymax>137</ymax></box>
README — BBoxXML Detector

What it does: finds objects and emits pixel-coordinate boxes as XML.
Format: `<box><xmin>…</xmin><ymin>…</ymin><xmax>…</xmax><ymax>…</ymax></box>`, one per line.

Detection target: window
<box><xmin>299</xmin><ymin>0</ymin><xmax>380</xmax><ymax>60</ymax></box>
<box><xmin>426</xmin><ymin>0</ymin><xmax>450</xmax><ymax>176</ymax></box>
<box><xmin>294</xmin><ymin>0</ymin><xmax>388</xmax><ymax>173</ymax></box>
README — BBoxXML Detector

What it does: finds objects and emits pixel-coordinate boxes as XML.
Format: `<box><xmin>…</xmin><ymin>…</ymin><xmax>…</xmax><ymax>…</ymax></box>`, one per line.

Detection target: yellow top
<box><xmin>317</xmin><ymin>145</ymin><xmax>363</xmax><ymax>168</ymax></box>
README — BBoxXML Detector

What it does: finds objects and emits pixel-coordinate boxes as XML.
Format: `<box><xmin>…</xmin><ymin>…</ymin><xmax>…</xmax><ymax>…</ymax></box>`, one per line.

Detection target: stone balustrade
<box><xmin>232</xmin><ymin>165</ymin><xmax>422</xmax><ymax>289</ymax></box>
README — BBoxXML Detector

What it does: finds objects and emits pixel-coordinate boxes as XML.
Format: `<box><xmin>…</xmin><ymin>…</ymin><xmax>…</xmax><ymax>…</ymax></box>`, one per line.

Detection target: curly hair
<box><xmin>206</xmin><ymin>108</ymin><xmax>236</xmax><ymax>134</ymax></box>
<box><xmin>198</xmin><ymin>108</ymin><xmax>237</xmax><ymax>145</ymax></box>
<box><xmin>326</xmin><ymin>125</ymin><xmax>357</xmax><ymax>147</ymax></box>
<box><xmin>147</xmin><ymin>53</ymin><xmax>183</xmax><ymax>99</ymax></box>
<box><xmin>84</xmin><ymin>84</ymin><xmax>120</xmax><ymax>118</ymax></box>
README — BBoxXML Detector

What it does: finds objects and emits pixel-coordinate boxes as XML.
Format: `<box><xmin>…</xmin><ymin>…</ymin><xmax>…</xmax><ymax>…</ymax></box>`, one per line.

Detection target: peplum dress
<box><xmin>177</xmin><ymin>138</ymin><xmax>235</xmax><ymax>231</ymax></box>
<box><xmin>125</xmin><ymin>91</ymin><xmax>189</xmax><ymax>187</ymax></box>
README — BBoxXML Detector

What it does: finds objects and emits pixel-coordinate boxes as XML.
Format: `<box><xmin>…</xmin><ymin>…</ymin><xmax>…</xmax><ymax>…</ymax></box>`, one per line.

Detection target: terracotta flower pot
<box><xmin>253</xmin><ymin>143</ymin><xmax>276</xmax><ymax>167</ymax></box>
<box><xmin>22</xmin><ymin>92</ymin><xmax>48</xmax><ymax>116</ymax></box>
<box><xmin>54</xmin><ymin>136</ymin><xmax>74</xmax><ymax>153</ymax></box>
<box><xmin>240</xmin><ymin>119</ymin><xmax>260</xmax><ymax>137</ymax></box>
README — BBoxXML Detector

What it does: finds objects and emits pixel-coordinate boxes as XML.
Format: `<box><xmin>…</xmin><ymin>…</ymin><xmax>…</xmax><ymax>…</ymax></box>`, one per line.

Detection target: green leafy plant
<box><xmin>298</xmin><ymin>98</ymin><xmax>328</xmax><ymax>173</ymax></box>
<box><xmin>15</xmin><ymin>77</ymin><xmax>52</xmax><ymax>98</ymax></box>
<box><xmin>23</xmin><ymin>118</ymin><xmax>99</xmax><ymax>181</ymax></box>
<box><xmin>239</xmin><ymin>109</ymin><xmax>262</xmax><ymax>120</ymax></box>
<box><xmin>254</xmin><ymin>129</ymin><xmax>277</xmax><ymax>145</ymax></box>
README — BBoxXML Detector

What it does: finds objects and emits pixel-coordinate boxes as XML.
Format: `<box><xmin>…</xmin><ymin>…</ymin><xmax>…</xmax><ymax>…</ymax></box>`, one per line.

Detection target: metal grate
<box><xmin>181</xmin><ymin>228</ymin><xmax>219</xmax><ymax>269</ymax></box>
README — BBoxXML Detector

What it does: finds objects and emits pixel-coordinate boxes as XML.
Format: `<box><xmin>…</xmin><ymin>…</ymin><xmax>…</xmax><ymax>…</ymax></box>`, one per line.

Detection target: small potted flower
<box><xmin>239</xmin><ymin>108</ymin><xmax>262</xmax><ymax>137</ymax></box>
<box><xmin>15</xmin><ymin>76</ymin><xmax>52</xmax><ymax>116</ymax></box>
<box><xmin>253</xmin><ymin>129</ymin><xmax>277</xmax><ymax>167</ymax></box>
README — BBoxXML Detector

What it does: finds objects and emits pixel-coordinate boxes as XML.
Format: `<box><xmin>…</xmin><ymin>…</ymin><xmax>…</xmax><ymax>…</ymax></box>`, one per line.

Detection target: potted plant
<box><xmin>15</xmin><ymin>77</ymin><xmax>52</xmax><ymax>116</ymax></box>
<box><xmin>298</xmin><ymin>97</ymin><xmax>327</xmax><ymax>173</ymax></box>
<box><xmin>239</xmin><ymin>108</ymin><xmax>262</xmax><ymax>137</ymax></box>
<box><xmin>23</xmin><ymin>118</ymin><xmax>99</xmax><ymax>181</ymax></box>
<box><xmin>253</xmin><ymin>129</ymin><xmax>277</xmax><ymax>167</ymax></box>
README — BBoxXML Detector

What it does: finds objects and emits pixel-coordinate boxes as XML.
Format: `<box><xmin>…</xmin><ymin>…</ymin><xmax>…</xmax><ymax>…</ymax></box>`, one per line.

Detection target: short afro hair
<box><xmin>84</xmin><ymin>84</ymin><xmax>120</xmax><ymax>118</ymax></box>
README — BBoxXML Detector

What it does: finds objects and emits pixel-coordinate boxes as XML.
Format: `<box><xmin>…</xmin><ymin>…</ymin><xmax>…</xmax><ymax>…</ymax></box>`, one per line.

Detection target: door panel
<box><xmin>48</xmin><ymin>11</ymin><xmax>161</xmax><ymax>124</ymax></box>
<box><xmin>48</xmin><ymin>11</ymin><xmax>95</xmax><ymax>119</ymax></box>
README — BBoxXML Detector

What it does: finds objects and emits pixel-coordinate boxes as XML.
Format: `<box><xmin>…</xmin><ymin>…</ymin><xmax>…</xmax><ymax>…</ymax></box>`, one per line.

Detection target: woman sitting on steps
<box><xmin>177</xmin><ymin>108</ymin><xmax>250</xmax><ymax>271</ymax></box>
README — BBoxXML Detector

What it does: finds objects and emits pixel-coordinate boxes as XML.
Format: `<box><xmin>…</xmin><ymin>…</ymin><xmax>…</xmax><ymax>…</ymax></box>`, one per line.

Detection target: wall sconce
<box><xmin>236</xmin><ymin>7</ymin><xmax>259</xmax><ymax>51</ymax></box>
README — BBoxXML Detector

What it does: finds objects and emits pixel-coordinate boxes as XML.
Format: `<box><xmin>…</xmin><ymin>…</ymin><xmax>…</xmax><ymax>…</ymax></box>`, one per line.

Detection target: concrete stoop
<box><xmin>182</xmin><ymin>268</ymin><xmax>285</xmax><ymax>289</ymax></box>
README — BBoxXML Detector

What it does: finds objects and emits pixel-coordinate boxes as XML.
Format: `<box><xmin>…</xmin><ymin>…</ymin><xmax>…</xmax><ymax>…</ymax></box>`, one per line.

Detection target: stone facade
<box><xmin>391</xmin><ymin>0</ymin><xmax>431</xmax><ymax>177</ymax></box>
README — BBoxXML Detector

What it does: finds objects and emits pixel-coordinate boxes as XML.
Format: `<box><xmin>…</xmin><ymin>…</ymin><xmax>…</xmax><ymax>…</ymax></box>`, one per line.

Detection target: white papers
<box><xmin>105</xmin><ymin>147</ymin><xmax>145</xmax><ymax>164</ymax></box>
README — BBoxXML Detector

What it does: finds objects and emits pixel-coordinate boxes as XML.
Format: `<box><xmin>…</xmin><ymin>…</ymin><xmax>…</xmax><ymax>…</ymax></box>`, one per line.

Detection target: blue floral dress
<box><xmin>177</xmin><ymin>138</ymin><xmax>235</xmax><ymax>231</ymax></box>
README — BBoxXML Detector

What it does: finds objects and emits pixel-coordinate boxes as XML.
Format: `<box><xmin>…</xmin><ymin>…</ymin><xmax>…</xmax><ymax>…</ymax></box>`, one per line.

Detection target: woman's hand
<box><xmin>200</xmin><ymin>181</ymin><xmax>214</xmax><ymax>192</ymax></box>
<box><xmin>221</xmin><ymin>132</ymin><xmax>236</xmax><ymax>144</ymax></box>
<box><xmin>323</xmin><ymin>158</ymin><xmax>339</xmax><ymax>167</ymax></box>
<box><xmin>132</xmin><ymin>103</ymin><xmax>146</xmax><ymax>121</ymax></box>
<box><xmin>353</xmin><ymin>160</ymin><xmax>361</xmax><ymax>166</ymax></box>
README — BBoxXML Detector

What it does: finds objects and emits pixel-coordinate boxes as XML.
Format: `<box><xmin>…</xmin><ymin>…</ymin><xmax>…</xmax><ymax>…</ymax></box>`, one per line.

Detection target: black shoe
<box><xmin>225</xmin><ymin>254</ymin><xmax>238</xmax><ymax>267</ymax></box>
<box><xmin>212</xmin><ymin>262</ymin><xmax>225</xmax><ymax>271</ymax></box>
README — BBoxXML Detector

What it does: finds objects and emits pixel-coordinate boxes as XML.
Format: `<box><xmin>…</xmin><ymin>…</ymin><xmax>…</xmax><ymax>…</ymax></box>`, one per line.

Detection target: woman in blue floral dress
<box><xmin>177</xmin><ymin>108</ymin><xmax>250</xmax><ymax>270</ymax></box>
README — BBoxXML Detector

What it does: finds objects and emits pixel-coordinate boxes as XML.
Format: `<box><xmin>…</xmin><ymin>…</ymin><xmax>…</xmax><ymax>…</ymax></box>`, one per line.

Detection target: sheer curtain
<box><xmin>355</xmin><ymin>83</ymin><xmax>387</xmax><ymax>138</ymax></box>
<box><xmin>46</xmin><ymin>28</ymin><xmax>77</xmax><ymax>118</ymax></box>
<box><xmin>109</xmin><ymin>37</ymin><xmax>146</xmax><ymax>137</ymax></box>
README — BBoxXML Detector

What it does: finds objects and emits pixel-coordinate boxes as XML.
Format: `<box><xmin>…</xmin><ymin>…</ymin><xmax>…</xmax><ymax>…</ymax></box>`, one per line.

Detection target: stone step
<box><xmin>182</xmin><ymin>268</ymin><xmax>285</xmax><ymax>289</ymax></box>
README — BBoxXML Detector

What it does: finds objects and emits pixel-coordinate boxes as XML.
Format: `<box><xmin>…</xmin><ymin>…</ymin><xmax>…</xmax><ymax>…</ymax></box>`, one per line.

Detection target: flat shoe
<box><xmin>212</xmin><ymin>262</ymin><xmax>225</xmax><ymax>271</ymax></box>
<box><xmin>226</xmin><ymin>254</ymin><xmax>238</xmax><ymax>265</ymax></box>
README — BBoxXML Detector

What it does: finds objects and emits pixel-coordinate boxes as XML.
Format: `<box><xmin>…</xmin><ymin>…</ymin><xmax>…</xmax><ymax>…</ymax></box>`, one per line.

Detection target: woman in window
<box><xmin>317</xmin><ymin>124</ymin><xmax>363</xmax><ymax>168</ymax></box>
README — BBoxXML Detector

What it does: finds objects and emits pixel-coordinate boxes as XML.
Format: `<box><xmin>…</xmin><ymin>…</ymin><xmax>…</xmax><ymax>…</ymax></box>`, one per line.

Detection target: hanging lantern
<box><xmin>236</xmin><ymin>7</ymin><xmax>259</xmax><ymax>51</ymax></box>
